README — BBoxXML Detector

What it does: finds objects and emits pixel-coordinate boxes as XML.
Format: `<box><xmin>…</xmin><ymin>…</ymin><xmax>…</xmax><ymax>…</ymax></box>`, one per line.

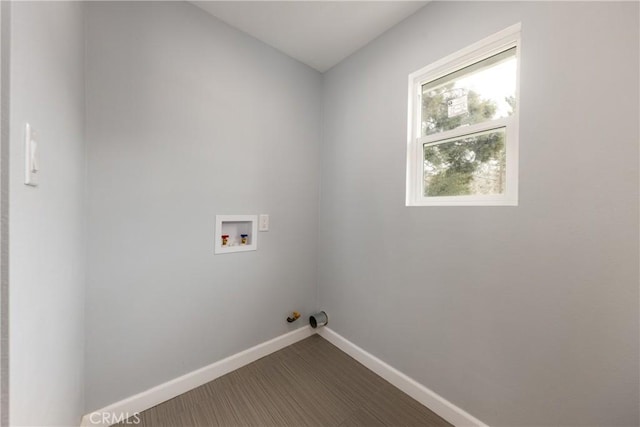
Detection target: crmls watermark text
<box><xmin>89</xmin><ymin>412</ymin><xmax>141</xmax><ymax>425</ymax></box>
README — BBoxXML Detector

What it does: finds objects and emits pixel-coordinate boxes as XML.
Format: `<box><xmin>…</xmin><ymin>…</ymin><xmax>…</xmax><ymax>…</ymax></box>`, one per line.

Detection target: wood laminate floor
<box><xmin>117</xmin><ymin>335</ymin><xmax>452</xmax><ymax>426</ymax></box>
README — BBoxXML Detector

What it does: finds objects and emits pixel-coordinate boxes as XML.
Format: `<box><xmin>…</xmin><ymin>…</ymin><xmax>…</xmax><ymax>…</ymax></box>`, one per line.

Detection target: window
<box><xmin>407</xmin><ymin>24</ymin><xmax>520</xmax><ymax>206</ymax></box>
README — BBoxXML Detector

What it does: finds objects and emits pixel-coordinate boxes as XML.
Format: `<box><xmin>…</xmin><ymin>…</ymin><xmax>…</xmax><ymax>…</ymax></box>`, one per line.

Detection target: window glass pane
<box><xmin>423</xmin><ymin>128</ymin><xmax>506</xmax><ymax>197</ymax></box>
<box><xmin>421</xmin><ymin>48</ymin><xmax>516</xmax><ymax>136</ymax></box>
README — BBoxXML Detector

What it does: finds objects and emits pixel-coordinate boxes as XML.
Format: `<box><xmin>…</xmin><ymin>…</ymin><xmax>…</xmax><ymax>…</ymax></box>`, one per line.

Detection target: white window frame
<box><xmin>406</xmin><ymin>23</ymin><xmax>521</xmax><ymax>207</ymax></box>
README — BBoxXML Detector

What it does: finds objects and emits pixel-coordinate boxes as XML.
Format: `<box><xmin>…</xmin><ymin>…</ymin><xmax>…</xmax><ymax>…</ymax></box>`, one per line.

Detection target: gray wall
<box><xmin>9</xmin><ymin>2</ymin><xmax>86</xmax><ymax>425</ymax></box>
<box><xmin>84</xmin><ymin>2</ymin><xmax>321</xmax><ymax>411</ymax></box>
<box><xmin>1</xmin><ymin>2</ymin><xmax>11</xmax><ymax>425</ymax></box>
<box><xmin>319</xmin><ymin>2</ymin><xmax>639</xmax><ymax>426</ymax></box>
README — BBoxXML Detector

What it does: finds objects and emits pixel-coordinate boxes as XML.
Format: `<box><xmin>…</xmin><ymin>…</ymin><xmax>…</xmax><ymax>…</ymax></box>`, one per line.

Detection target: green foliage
<box><xmin>422</xmin><ymin>84</ymin><xmax>507</xmax><ymax>197</ymax></box>
<box><xmin>422</xmin><ymin>84</ymin><xmax>497</xmax><ymax>135</ymax></box>
<box><xmin>505</xmin><ymin>96</ymin><xmax>516</xmax><ymax>117</ymax></box>
<box><xmin>426</xmin><ymin>170</ymin><xmax>471</xmax><ymax>197</ymax></box>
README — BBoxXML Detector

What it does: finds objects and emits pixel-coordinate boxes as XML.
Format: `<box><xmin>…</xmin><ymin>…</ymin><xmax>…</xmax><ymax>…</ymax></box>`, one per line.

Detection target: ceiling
<box><xmin>192</xmin><ymin>1</ymin><xmax>428</xmax><ymax>72</ymax></box>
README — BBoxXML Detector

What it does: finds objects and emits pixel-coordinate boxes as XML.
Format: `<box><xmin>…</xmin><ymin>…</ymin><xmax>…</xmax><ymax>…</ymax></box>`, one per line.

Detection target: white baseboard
<box><xmin>80</xmin><ymin>326</ymin><xmax>314</xmax><ymax>427</ymax></box>
<box><xmin>81</xmin><ymin>325</ymin><xmax>485</xmax><ymax>427</ymax></box>
<box><xmin>317</xmin><ymin>327</ymin><xmax>489</xmax><ymax>427</ymax></box>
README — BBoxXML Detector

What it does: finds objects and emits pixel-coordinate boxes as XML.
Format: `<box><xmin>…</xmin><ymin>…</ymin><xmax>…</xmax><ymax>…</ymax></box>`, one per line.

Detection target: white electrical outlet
<box><xmin>259</xmin><ymin>214</ymin><xmax>269</xmax><ymax>231</ymax></box>
<box><xmin>25</xmin><ymin>123</ymin><xmax>39</xmax><ymax>187</ymax></box>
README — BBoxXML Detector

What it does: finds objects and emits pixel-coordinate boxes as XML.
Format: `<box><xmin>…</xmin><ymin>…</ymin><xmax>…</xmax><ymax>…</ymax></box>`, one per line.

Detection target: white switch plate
<box><xmin>258</xmin><ymin>214</ymin><xmax>269</xmax><ymax>231</ymax></box>
<box><xmin>24</xmin><ymin>123</ymin><xmax>39</xmax><ymax>187</ymax></box>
